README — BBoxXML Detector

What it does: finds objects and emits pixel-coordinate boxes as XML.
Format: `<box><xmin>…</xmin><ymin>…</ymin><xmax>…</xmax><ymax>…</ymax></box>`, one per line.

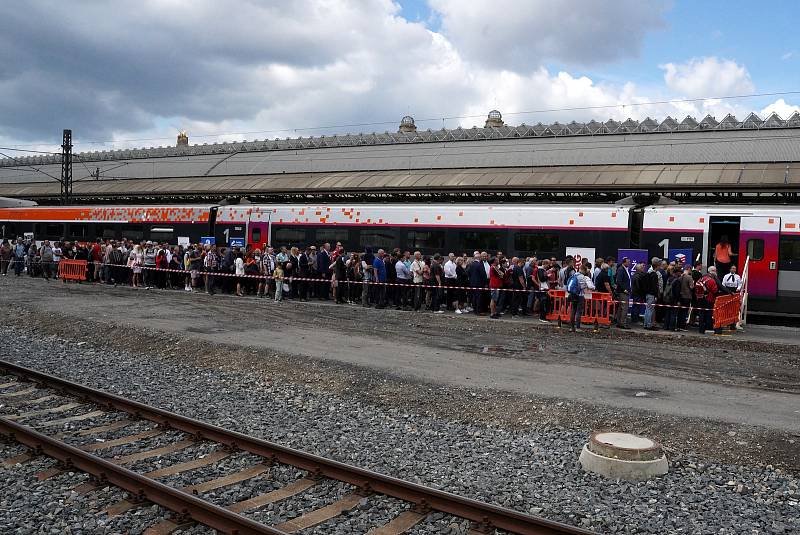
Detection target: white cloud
<box><xmin>660</xmin><ymin>57</ymin><xmax>754</xmax><ymax>97</ymax></box>
<box><xmin>0</xmin><ymin>1</ymin><xmax>782</xmax><ymax>156</ymax></box>
<box><xmin>760</xmin><ymin>98</ymin><xmax>800</xmax><ymax>118</ymax></box>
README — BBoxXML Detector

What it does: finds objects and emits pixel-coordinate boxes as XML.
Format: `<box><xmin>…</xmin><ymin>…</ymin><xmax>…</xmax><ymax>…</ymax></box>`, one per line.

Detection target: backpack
<box><xmin>566</xmin><ymin>272</ymin><xmax>581</xmax><ymax>295</ymax></box>
<box><xmin>664</xmin><ymin>277</ymin><xmax>680</xmax><ymax>304</ymax></box>
<box><xmin>694</xmin><ymin>276</ymin><xmax>708</xmax><ymax>299</ymax></box>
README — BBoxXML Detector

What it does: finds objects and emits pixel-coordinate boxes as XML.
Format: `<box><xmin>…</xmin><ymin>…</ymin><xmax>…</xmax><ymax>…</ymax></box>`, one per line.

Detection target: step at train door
<box><xmin>739</xmin><ymin>216</ymin><xmax>780</xmax><ymax>299</ymax></box>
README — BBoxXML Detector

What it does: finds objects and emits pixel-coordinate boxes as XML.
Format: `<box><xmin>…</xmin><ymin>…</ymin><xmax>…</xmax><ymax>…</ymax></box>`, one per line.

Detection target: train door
<box><xmin>247</xmin><ymin>208</ymin><xmax>271</xmax><ymax>249</ymax></box>
<box><xmin>739</xmin><ymin>216</ymin><xmax>780</xmax><ymax>299</ymax></box>
<box><xmin>707</xmin><ymin>216</ymin><xmax>740</xmax><ymax>268</ymax></box>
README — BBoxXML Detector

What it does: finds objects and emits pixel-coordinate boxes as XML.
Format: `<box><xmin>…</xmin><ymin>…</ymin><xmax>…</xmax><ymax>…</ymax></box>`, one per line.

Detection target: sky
<box><xmin>0</xmin><ymin>0</ymin><xmax>798</xmax><ymax>155</ymax></box>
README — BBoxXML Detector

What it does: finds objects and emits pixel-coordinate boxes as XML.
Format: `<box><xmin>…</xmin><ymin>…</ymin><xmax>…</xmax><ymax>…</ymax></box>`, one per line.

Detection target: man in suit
<box><xmin>468</xmin><ymin>251</ymin><xmax>488</xmax><ymax>315</ymax></box>
<box><xmin>317</xmin><ymin>242</ymin><xmax>331</xmax><ymax>300</ymax></box>
<box><xmin>614</xmin><ymin>257</ymin><xmax>632</xmax><ymax>329</ymax></box>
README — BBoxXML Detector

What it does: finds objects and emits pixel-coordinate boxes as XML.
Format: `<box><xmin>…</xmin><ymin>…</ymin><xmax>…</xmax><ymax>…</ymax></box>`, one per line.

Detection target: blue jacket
<box><xmin>615</xmin><ymin>265</ymin><xmax>632</xmax><ymax>292</ymax></box>
<box><xmin>468</xmin><ymin>260</ymin><xmax>487</xmax><ymax>287</ymax></box>
<box><xmin>373</xmin><ymin>256</ymin><xmax>387</xmax><ymax>282</ymax></box>
<box><xmin>317</xmin><ymin>249</ymin><xmax>330</xmax><ymax>274</ymax></box>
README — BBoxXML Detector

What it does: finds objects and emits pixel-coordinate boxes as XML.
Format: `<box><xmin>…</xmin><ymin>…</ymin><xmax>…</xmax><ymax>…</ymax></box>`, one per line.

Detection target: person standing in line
<box><xmin>411</xmin><ymin>251</ymin><xmax>425</xmax><ymax>311</ymax></box>
<box><xmin>429</xmin><ymin>253</ymin><xmax>444</xmax><ymax>313</ymax></box>
<box><xmin>13</xmin><ymin>238</ymin><xmax>26</xmax><ymax>276</ymax></box>
<box><xmin>441</xmin><ymin>253</ymin><xmax>455</xmax><ymax>309</ymax></box>
<box><xmin>234</xmin><ymin>250</ymin><xmax>245</xmax><ymax>296</ymax></box>
<box><xmin>509</xmin><ymin>257</ymin><xmax>527</xmax><ymax>317</ymax></box>
<box><xmin>51</xmin><ymin>241</ymin><xmax>62</xmax><ymax>279</ymax></box>
<box><xmin>204</xmin><ymin>244</ymin><xmax>218</xmax><ymax>295</ymax></box>
<box><xmin>614</xmin><ymin>257</ymin><xmax>632</xmax><ymax>329</ymax></box>
<box><xmin>696</xmin><ymin>266</ymin><xmax>720</xmax><ymax>334</ymax></box>
<box><xmin>643</xmin><ymin>257</ymin><xmax>662</xmax><ymax>331</ymax></box>
<box><xmin>298</xmin><ymin>246</ymin><xmax>311</xmax><ymax>301</ymax></box>
<box><xmin>317</xmin><ymin>243</ymin><xmax>331</xmax><ymax>300</ymax></box>
<box><xmin>488</xmin><ymin>257</ymin><xmax>504</xmax><ymax>319</ymax></box>
<box><xmin>566</xmin><ymin>264</ymin><xmax>595</xmax><ymax>332</ymax></box>
<box><xmin>372</xmin><ymin>248</ymin><xmax>387</xmax><ymax>308</ymax></box>
<box><xmin>273</xmin><ymin>262</ymin><xmax>284</xmax><ymax>302</ymax></box>
<box><xmin>40</xmin><ymin>240</ymin><xmax>54</xmax><ymax>280</ymax></box>
<box><xmin>454</xmin><ymin>256</ymin><xmax>468</xmax><ymax>314</ymax></box>
<box><xmin>0</xmin><ymin>239</ymin><xmax>11</xmax><ymax>276</ymax></box>
<box><xmin>395</xmin><ymin>251</ymin><xmax>412</xmax><ymax>310</ymax></box>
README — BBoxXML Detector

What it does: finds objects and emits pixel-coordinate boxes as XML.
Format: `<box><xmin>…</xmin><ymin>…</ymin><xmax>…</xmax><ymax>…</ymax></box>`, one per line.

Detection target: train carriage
<box><xmin>2</xmin><ymin>201</ymin><xmax>800</xmax><ymax>316</ymax></box>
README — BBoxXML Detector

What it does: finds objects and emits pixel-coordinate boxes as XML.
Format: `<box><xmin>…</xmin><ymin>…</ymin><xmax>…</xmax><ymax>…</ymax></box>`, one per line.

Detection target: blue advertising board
<box><xmin>228</xmin><ymin>237</ymin><xmax>246</xmax><ymax>247</ymax></box>
<box><xmin>200</xmin><ymin>236</ymin><xmax>215</xmax><ymax>246</ymax></box>
<box><xmin>617</xmin><ymin>248</ymin><xmax>649</xmax><ymax>275</ymax></box>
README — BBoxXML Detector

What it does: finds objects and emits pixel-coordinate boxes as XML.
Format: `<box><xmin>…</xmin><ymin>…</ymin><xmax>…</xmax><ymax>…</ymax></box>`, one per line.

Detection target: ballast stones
<box><xmin>579</xmin><ymin>431</ymin><xmax>669</xmax><ymax>481</ymax></box>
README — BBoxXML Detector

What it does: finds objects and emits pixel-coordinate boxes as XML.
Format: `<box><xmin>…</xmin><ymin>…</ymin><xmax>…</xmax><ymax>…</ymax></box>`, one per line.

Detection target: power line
<box><xmin>3</xmin><ymin>89</ymin><xmax>799</xmax><ymax>149</ymax></box>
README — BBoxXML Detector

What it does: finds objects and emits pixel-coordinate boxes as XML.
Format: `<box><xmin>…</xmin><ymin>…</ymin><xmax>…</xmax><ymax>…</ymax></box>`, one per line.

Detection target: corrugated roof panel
<box><xmin>738</xmin><ymin>164</ymin><xmax>768</xmax><ymax>184</ymax></box>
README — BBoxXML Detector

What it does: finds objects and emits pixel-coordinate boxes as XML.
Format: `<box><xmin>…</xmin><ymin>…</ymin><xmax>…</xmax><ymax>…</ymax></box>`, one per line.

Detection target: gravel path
<box><xmin>1</xmin><ymin>327</ymin><xmax>798</xmax><ymax>534</ymax></box>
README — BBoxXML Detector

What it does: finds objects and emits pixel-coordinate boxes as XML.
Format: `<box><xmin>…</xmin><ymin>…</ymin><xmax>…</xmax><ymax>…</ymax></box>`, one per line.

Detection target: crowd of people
<box><xmin>0</xmin><ymin>236</ymin><xmax>743</xmax><ymax>334</ymax></box>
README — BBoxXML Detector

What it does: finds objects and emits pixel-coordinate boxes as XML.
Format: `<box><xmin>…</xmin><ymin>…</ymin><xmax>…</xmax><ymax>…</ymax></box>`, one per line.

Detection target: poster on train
<box><xmin>668</xmin><ymin>248</ymin><xmax>694</xmax><ymax>268</ymax></box>
<box><xmin>617</xmin><ymin>248</ymin><xmax>649</xmax><ymax>276</ymax></box>
<box><xmin>565</xmin><ymin>247</ymin><xmax>596</xmax><ymax>266</ymax></box>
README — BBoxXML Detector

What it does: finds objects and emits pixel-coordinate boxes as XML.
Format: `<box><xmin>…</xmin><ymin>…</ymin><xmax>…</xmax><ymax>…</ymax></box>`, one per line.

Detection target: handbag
<box><xmin>282</xmin><ymin>282</ymin><xmax>290</xmax><ymax>292</ymax></box>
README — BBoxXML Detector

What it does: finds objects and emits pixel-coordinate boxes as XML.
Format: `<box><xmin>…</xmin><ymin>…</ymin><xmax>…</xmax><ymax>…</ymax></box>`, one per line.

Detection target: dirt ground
<box><xmin>1</xmin><ymin>276</ymin><xmax>798</xmax><ymax>470</ymax></box>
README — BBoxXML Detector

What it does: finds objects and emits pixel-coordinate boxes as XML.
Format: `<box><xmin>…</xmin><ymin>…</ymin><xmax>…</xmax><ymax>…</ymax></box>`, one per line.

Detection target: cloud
<box><xmin>781</xmin><ymin>51</ymin><xmax>795</xmax><ymax>60</ymax></box>
<box><xmin>429</xmin><ymin>0</ymin><xmax>669</xmax><ymax>71</ymax></box>
<box><xmin>760</xmin><ymin>98</ymin><xmax>800</xmax><ymax>118</ymax></box>
<box><xmin>660</xmin><ymin>57</ymin><xmax>754</xmax><ymax>97</ymax></box>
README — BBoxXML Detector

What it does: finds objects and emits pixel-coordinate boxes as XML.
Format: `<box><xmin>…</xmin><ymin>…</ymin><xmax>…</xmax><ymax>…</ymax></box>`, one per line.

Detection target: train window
<box><xmin>514</xmin><ymin>233</ymin><xmax>559</xmax><ymax>254</ymax></box>
<box><xmin>69</xmin><ymin>224</ymin><xmax>88</xmax><ymax>239</ymax></box>
<box><xmin>459</xmin><ymin>231</ymin><xmax>499</xmax><ymax>253</ymax></box>
<box><xmin>251</xmin><ymin>228</ymin><xmax>261</xmax><ymax>244</ymax></box>
<box><xmin>360</xmin><ymin>230</ymin><xmax>397</xmax><ymax>250</ymax></box>
<box><xmin>150</xmin><ymin>227</ymin><xmax>174</xmax><ymax>243</ymax></box>
<box><xmin>45</xmin><ymin>223</ymin><xmax>63</xmax><ymax>239</ymax></box>
<box><xmin>779</xmin><ymin>237</ymin><xmax>800</xmax><ymax>270</ymax></box>
<box><xmin>316</xmin><ymin>229</ymin><xmax>350</xmax><ymax>245</ymax></box>
<box><xmin>746</xmin><ymin>239</ymin><xmax>764</xmax><ymax>261</ymax></box>
<box><xmin>273</xmin><ymin>228</ymin><xmax>305</xmax><ymax>246</ymax></box>
<box><xmin>122</xmin><ymin>225</ymin><xmax>143</xmax><ymax>241</ymax></box>
<box><xmin>407</xmin><ymin>230</ymin><xmax>445</xmax><ymax>250</ymax></box>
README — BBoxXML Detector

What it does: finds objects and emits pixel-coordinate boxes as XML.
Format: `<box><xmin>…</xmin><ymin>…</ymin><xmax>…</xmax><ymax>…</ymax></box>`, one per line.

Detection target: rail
<box><xmin>0</xmin><ymin>360</ymin><xmax>594</xmax><ymax>535</ymax></box>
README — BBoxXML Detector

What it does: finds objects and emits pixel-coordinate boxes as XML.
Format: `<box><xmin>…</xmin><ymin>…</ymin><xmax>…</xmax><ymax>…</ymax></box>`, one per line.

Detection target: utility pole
<box><xmin>60</xmin><ymin>129</ymin><xmax>73</xmax><ymax>205</ymax></box>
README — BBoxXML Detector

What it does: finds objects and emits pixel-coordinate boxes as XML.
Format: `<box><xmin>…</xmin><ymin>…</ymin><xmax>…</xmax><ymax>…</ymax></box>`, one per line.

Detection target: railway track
<box><xmin>0</xmin><ymin>360</ymin><xmax>594</xmax><ymax>535</ymax></box>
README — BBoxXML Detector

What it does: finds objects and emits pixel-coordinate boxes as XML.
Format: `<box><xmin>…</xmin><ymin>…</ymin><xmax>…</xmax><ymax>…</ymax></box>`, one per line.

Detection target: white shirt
<box><xmin>483</xmin><ymin>260</ymin><xmax>490</xmax><ymax>277</ymax></box>
<box><xmin>52</xmin><ymin>247</ymin><xmax>62</xmax><ymax>262</ymax></box>
<box><xmin>722</xmin><ymin>272</ymin><xmax>742</xmax><ymax>291</ymax></box>
<box><xmin>234</xmin><ymin>257</ymin><xmax>245</xmax><ymax>276</ymax></box>
<box><xmin>443</xmin><ymin>259</ymin><xmax>457</xmax><ymax>279</ymax></box>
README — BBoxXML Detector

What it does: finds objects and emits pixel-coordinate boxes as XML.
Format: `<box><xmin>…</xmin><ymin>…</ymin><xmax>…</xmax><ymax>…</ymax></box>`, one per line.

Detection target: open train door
<box><xmin>739</xmin><ymin>216</ymin><xmax>780</xmax><ymax>299</ymax></box>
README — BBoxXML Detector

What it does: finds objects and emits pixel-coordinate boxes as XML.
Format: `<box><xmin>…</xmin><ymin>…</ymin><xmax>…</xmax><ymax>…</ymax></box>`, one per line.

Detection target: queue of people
<box><xmin>1</xmin><ymin>236</ymin><xmax>742</xmax><ymax>334</ymax></box>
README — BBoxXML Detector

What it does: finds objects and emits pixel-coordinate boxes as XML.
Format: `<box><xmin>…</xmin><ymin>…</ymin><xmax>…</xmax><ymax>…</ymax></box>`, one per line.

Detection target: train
<box><xmin>0</xmin><ymin>202</ymin><xmax>798</xmax><ymax>315</ymax></box>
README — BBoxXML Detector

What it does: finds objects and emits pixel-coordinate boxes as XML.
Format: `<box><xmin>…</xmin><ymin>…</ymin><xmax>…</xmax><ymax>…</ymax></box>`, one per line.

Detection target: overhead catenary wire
<box><xmin>2</xmin><ymin>89</ymin><xmax>800</xmax><ymax>150</ymax></box>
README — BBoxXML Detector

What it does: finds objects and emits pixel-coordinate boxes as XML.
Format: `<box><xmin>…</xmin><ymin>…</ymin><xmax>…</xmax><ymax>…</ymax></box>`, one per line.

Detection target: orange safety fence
<box><xmin>713</xmin><ymin>293</ymin><xmax>741</xmax><ymax>330</ymax></box>
<box><xmin>58</xmin><ymin>259</ymin><xmax>88</xmax><ymax>282</ymax></box>
<box><xmin>546</xmin><ymin>289</ymin><xmax>615</xmax><ymax>327</ymax></box>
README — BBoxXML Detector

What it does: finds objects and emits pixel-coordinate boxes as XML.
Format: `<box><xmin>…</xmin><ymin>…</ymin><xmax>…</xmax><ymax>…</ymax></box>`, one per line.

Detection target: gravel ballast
<box><xmin>1</xmin><ymin>327</ymin><xmax>797</xmax><ymax>534</ymax></box>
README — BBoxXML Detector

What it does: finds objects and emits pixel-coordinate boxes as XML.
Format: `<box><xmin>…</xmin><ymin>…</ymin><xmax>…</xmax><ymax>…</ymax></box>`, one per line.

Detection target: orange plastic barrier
<box><xmin>546</xmin><ymin>290</ymin><xmax>568</xmax><ymax>322</ymax></box>
<box><xmin>713</xmin><ymin>293</ymin><xmax>741</xmax><ymax>330</ymax></box>
<box><xmin>58</xmin><ymin>259</ymin><xmax>88</xmax><ymax>282</ymax></box>
<box><xmin>546</xmin><ymin>289</ymin><xmax>615</xmax><ymax>327</ymax></box>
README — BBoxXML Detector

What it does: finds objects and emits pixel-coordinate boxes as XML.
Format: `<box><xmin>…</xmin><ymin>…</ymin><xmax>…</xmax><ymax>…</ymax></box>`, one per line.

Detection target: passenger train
<box><xmin>0</xmin><ymin>202</ymin><xmax>798</xmax><ymax>315</ymax></box>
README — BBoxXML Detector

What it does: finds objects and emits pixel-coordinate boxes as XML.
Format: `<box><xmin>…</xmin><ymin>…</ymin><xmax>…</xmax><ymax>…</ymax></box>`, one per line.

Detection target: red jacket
<box><xmin>696</xmin><ymin>274</ymin><xmax>719</xmax><ymax>303</ymax></box>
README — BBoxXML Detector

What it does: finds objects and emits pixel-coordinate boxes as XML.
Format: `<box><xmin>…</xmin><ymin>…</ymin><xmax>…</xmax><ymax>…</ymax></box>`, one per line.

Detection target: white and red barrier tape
<box><xmin>7</xmin><ymin>259</ymin><xmax>728</xmax><ymax>312</ymax></box>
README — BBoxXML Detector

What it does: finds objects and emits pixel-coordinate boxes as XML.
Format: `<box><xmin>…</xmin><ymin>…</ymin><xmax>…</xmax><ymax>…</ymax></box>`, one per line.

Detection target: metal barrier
<box><xmin>714</xmin><ymin>293</ymin><xmax>741</xmax><ymax>330</ymax></box>
<box><xmin>57</xmin><ymin>259</ymin><xmax>88</xmax><ymax>282</ymax></box>
<box><xmin>546</xmin><ymin>289</ymin><xmax>615</xmax><ymax>328</ymax></box>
